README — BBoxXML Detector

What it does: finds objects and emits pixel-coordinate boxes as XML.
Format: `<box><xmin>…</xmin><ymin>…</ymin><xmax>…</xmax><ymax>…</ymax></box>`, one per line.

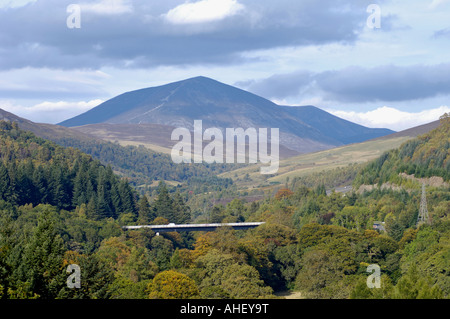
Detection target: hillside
<box><xmin>279</xmin><ymin>105</ymin><xmax>395</xmax><ymax>144</ymax></box>
<box><xmin>218</xmin><ymin>120</ymin><xmax>441</xmax><ymax>192</ymax></box>
<box><xmin>0</xmin><ymin>120</ymin><xmax>137</xmax><ymax>219</ymax></box>
<box><xmin>59</xmin><ymin>76</ymin><xmax>394</xmax><ymax>154</ymax></box>
<box><xmin>354</xmin><ymin>115</ymin><xmax>450</xmax><ymax>188</ymax></box>
<box><xmin>70</xmin><ymin>122</ymin><xmax>300</xmax><ymax>159</ymax></box>
<box><xmin>0</xmin><ymin>108</ymin><xmax>235</xmax><ymax>188</ymax></box>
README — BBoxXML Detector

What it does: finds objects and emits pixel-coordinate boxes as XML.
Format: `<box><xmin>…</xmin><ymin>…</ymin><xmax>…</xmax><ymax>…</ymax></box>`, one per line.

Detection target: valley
<box><xmin>0</xmin><ymin>78</ymin><xmax>448</xmax><ymax>301</ymax></box>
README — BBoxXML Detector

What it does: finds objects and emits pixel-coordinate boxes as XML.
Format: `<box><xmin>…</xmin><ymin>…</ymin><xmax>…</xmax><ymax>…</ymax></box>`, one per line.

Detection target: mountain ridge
<box><xmin>58</xmin><ymin>76</ymin><xmax>394</xmax><ymax>154</ymax></box>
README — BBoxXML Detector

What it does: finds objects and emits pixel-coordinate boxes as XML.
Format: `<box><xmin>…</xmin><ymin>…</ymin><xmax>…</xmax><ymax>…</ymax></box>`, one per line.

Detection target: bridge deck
<box><xmin>122</xmin><ymin>222</ymin><xmax>265</xmax><ymax>233</ymax></box>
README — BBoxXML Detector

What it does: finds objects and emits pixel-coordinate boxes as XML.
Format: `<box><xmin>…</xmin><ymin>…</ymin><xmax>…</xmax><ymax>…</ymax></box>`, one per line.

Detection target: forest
<box><xmin>50</xmin><ymin>133</ymin><xmax>237</xmax><ymax>188</ymax></box>
<box><xmin>0</xmin><ymin>117</ymin><xmax>449</xmax><ymax>299</ymax></box>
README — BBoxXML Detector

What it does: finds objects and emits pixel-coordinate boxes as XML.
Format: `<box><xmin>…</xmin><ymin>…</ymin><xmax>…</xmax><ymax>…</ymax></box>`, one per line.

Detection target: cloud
<box><xmin>0</xmin><ymin>99</ymin><xmax>103</xmax><ymax>124</ymax></box>
<box><xmin>0</xmin><ymin>68</ymin><xmax>110</xmax><ymax>100</ymax></box>
<box><xmin>236</xmin><ymin>70</ymin><xmax>314</xmax><ymax>100</ymax></box>
<box><xmin>243</xmin><ymin>63</ymin><xmax>450</xmax><ymax>104</ymax></box>
<box><xmin>164</xmin><ymin>0</ymin><xmax>244</xmax><ymax>24</ymax></box>
<box><xmin>0</xmin><ymin>0</ymin><xmax>369</xmax><ymax>70</ymax></box>
<box><xmin>328</xmin><ymin>106</ymin><xmax>450</xmax><ymax>131</ymax></box>
<box><xmin>429</xmin><ymin>0</ymin><xmax>450</xmax><ymax>9</ymax></box>
<box><xmin>79</xmin><ymin>0</ymin><xmax>133</xmax><ymax>15</ymax></box>
<box><xmin>0</xmin><ymin>0</ymin><xmax>36</xmax><ymax>9</ymax></box>
<box><xmin>317</xmin><ymin>64</ymin><xmax>450</xmax><ymax>103</ymax></box>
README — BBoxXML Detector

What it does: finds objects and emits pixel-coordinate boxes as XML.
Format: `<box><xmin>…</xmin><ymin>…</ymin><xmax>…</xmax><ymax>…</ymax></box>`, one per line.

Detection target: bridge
<box><xmin>122</xmin><ymin>222</ymin><xmax>265</xmax><ymax>234</ymax></box>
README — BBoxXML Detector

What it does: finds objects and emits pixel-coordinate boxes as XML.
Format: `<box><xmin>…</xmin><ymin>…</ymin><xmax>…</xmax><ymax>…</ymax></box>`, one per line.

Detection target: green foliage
<box><xmin>0</xmin><ymin>119</ymin><xmax>449</xmax><ymax>300</ymax></box>
<box><xmin>354</xmin><ymin>119</ymin><xmax>450</xmax><ymax>188</ymax></box>
<box><xmin>195</xmin><ymin>249</ymin><xmax>273</xmax><ymax>299</ymax></box>
<box><xmin>58</xmin><ymin>251</ymin><xmax>115</xmax><ymax>299</ymax></box>
<box><xmin>51</xmin><ymin>135</ymin><xmax>236</xmax><ymax>187</ymax></box>
<box><xmin>0</xmin><ymin>206</ymin><xmax>65</xmax><ymax>299</ymax></box>
<box><xmin>152</xmin><ymin>182</ymin><xmax>191</xmax><ymax>224</ymax></box>
<box><xmin>137</xmin><ymin>195</ymin><xmax>154</xmax><ymax>225</ymax></box>
<box><xmin>147</xmin><ymin>270</ymin><xmax>199</xmax><ymax>299</ymax></box>
<box><xmin>290</xmin><ymin>163</ymin><xmax>362</xmax><ymax>190</ymax></box>
<box><xmin>0</xmin><ymin>121</ymin><xmax>138</xmax><ymax>219</ymax></box>
<box><xmin>295</xmin><ymin>248</ymin><xmax>355</xmax><ymax>299</ymax></box>
<box><xmin>392</xmin><ymin>265</ymin><xmax>444</xmax><ymax>299</ymax></box>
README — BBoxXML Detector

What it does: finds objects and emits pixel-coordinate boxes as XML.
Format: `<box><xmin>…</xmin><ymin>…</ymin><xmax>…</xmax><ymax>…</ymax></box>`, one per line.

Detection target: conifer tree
<box><xmin>32</xmin><ymin>165</ymin><xmax>48</xmax><ymax>204</ymax></box>
<box><xmin>110</xmin><ymin>182</ymin><xmax>122</xmax><ymax>215</ymax></box>
<box><xmin>172</xmin><ymin>192</ymin><xmax>191</xmax><ymax>224</ymax></box>
<box><xmin>72</xmin><ymin>170</ymin><xmax>86</xmax><ymax>208</ymax></box>
<box><xmin>153</xmin><ymin>182</ymin><xmax>175</xmax><ymax>223</ymax></box>
<box><xmin>22</xmin><ymin>210</ymin><xmax>65</xmax><ymax>298</ymax></box>
<box><xmin>0</xmin><ymin>162</ymin><xmax>12</xmax><ymax>202</ymax></box>
<box><xmin>137</xmin><ymin>195</ymin><xmax>154</xmax><ymax>225</ymax></box>
<box><xmin>118</xmin><ymin>179</ymin><xmax>137</xmax><ymax>217</ymax></box>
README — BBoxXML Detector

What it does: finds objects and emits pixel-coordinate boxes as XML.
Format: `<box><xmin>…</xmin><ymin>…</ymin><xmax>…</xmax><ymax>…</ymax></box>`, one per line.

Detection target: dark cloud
<box><xmin>0</xmin><ymin>0</ymin><xmax>380</xmax><ymax>70</ymax></box>
<box><xmin>242</xmin><ymin>63</ymin><xmax>450</xmax><ymax>103</ymax></box>
<box><xmin>236</xmin><ymin>71</ymin><xmax>314</xmax><ymax>100</ymax></box>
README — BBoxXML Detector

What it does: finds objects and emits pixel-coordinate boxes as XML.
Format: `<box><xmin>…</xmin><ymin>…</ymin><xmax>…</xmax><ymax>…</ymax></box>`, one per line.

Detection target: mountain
<box><xmin>375</xmin><ymin>119</ymin><xmax>441</xmax><ymax>140</ymax></box>
<box><xmin>59</xmin><ymin>76</ymin><xmax>394</xmax><ymax>153</ymax></box>
<box><xmin>279</xmin><ymin>105</ymin><xmax>396</xmax><ymax>145</ymax></box>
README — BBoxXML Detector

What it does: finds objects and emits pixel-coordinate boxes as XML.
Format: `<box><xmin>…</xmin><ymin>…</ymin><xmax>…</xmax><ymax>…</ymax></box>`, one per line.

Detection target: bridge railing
<box><xmin>122</xmin><ymin>222</ymin><xmax>265</xmax><ymax>233</ymax></box>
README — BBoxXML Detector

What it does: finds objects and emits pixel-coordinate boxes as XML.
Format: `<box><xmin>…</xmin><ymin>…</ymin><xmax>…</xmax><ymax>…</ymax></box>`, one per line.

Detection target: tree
<box><xmin>0</xmin><ymin>162</ymin><xmax>20</xmax><ymax>206</ymax></box>
<box><xmin>392</xmin><ymin>265</ymin><xmax>444</xmax><ymax>299</ymax></box>
<box><xmin>153</xmin><ymin>182</ymin><xmax>175</xmax><ymax>222</ymax></box>
<box><xmin>97</xmin><ymin>179</ymin><xmax>111</xmax><ymax>219</ymax></box>
<box><xmin>137</xmin><ymin>195</ymin><xmax>154</xmax><ymax>225</ymax></box>
<box><xmin>0</xmin><ymin>162</ymin><xmax>13</xmax><ymax>203</ymax></box>
<box><xmin>172</xmin><ymin>192</ymin><xmax>191</xmax><ymax>224</ymax></box>
<box><xmin>275</xmin><ymin>188</ymin><xmax>294</xmax><ymax>201</ymax></box>
<box><xmin>195</xmin><ymin>249</ymin><xmax>273</xmax><ymax>299</ymax></box>
<box><xmin>210</xmin><ymin>204</ymin><xmax>226</xmax><ymax>223</ymax></box>
<box><xmin>147</xmin><ymin>270</ymin><xmax>199</xmax><ymax>299</ymax></box>
<box><xmin>58</xmin><ymin>251</ymin><xmax>115</xmax><ymax>299</ymax></box>
<box><xmin>220</xmin><ymin>263</ymin><xmax>274</xmax><ymax>299</ymax></box>
<box><xmin>315</xmin><ymin>184</ymin><xmax>327</xmax><ymax>196</ymax></box>
<box><xmin>150</xmin><ymin>235</ymin><xmax>174</xmax><ymax>271</ymax></box>
<box><xmin>224</xmin><ymin>199</ymin><xmax>245</xmax><ymax>223</ymax></box>
<box><xmin>118</xmin><ymin>179</ymin><xmax>137</xmax><ymax>217</ymax></box>
<box><xmin>33</xmin><ymin>165</ymin><xmax>48</xmax><ymax>204</ymax></box>
<box><xmin>273</xmin><ymin>244</ymin><xmax>302</xmax><ymax>289</ymax></box>
<box><xmin>350</xmin><ymin>274</ymin><xmax>394</xmax><ymax>299</ymax></box>
<box><xmin>21</xmin><ymin>208</ymin><xmax>65</xmax><ymax>298</ymax></box>
<box><xmin>295</xmin><ymin>237</ymin><xmax>358</xmax><ymax>299</ymax></box>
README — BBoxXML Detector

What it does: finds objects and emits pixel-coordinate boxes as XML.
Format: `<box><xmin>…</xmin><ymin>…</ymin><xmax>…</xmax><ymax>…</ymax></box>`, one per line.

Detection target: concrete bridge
<box><xmin>122</xmin><ymin>222</ymin><xmax>265</xmax><ymax>234</ymax></box>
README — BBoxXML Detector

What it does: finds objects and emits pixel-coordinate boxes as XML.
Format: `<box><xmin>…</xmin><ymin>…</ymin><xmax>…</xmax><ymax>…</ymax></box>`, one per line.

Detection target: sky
<box><xmin>0</xmin><ymin>0</ymin><xmax>450</xmax><ymax>131</ymax></box>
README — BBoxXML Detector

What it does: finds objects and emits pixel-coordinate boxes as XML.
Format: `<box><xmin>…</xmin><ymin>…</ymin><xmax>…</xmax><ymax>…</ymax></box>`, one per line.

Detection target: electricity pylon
<box><xmin>417</xmin><ymin>183</ymin><xmax>430</xmax><ymax>226</ymax></box>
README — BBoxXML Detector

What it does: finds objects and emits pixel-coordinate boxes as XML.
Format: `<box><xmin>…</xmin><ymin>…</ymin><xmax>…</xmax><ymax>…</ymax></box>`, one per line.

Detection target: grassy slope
<box><xmin>220</xmin><ymin>136</ymin><xmax>413</xmax><ymax>190</ymax></box>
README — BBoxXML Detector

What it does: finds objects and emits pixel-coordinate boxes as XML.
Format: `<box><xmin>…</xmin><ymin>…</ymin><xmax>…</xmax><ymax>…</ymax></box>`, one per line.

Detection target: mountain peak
<box><xmin>58</xmin><ymin>76</ymin><xmax>277</xmax><ymax>128</ymax></box>
<box><xmin>58</xmin><ymin>77</ymin><xmax>394</xmax><ymax>153</ymax></box>
<box><xmin>184</xmin><ymin>75</ymin><xmax>214</xmax><ymax>82</ymax></box>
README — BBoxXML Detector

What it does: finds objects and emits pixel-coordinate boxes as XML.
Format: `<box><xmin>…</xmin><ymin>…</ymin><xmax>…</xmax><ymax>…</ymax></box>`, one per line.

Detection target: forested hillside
<box><xmin>0</xmin><ymin>121</ymin><xmax>138</xmax><ymax>219</ymax></box>
<box><xmin>0</xmin><ymin>107</ymin><xmax>236</xmax><ymax>188</ymax></box>
<box><xmin>52</xmin><ymin>135</ymin><xmax>235</xmax><ymax>188</ymax></box>
<box><xmin>0</xmin><ymin>118</ymin><xmax>448</xmax><ymax>299</ymax></box>
<box><xmin>354</xmin><ymin>114</ymin><xmax>450</xmax><ymax>188</ymax></box>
